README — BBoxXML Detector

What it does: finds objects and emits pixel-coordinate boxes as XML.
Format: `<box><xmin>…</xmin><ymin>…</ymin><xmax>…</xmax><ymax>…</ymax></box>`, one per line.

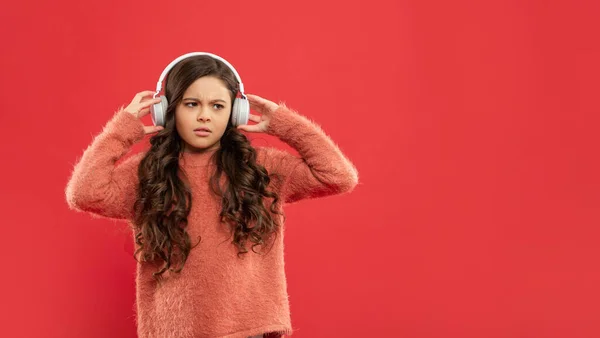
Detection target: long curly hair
<box><xmin>131</xmin><ymin>55</ymin><xmax>284</xmax><ymax>282</ymax></box>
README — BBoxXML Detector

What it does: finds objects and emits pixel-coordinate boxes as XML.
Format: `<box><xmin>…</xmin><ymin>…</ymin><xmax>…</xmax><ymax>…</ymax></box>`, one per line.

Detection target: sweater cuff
<box><xmin>265</xmin><ymin>104</ymin><xmax>298</xmax><ymax>138</ymax></box>
<box><xmin>104</xmin><ymin>106</ymin><xmax>146</xmax><ymax>145</ymax></box>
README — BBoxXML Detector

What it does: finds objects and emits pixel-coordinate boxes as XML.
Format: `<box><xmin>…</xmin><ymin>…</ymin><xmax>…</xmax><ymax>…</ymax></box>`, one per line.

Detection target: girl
<box><xmin>65</xmin><ymin>54</ymin><xmax>358</xmax><ymax>338</ymax></box>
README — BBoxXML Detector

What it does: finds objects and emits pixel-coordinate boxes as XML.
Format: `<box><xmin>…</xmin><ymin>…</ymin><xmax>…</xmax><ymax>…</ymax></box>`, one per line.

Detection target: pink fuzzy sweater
<box><xmin>65</xmin><ymin>103</ymin><xmax>358</xmax><ymax>338</ymax></box>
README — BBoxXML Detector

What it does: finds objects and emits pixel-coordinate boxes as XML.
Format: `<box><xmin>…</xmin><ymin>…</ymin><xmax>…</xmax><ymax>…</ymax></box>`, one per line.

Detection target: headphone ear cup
<box><xmin>231</xmin><ymin>97</ymin><xmax>249</xmax><ymax>127</ymax></box>
<box><xmin>150</xmin><ymin>95</ymin><xmax>168</xmax><ymax>126</ymax></box>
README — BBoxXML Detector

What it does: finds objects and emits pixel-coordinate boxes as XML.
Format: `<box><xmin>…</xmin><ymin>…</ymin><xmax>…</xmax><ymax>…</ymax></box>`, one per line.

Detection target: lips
<box><xmin>194</xmin><ymin>127</ymin><xmax>211</xmax><ymax>132</ymax></box>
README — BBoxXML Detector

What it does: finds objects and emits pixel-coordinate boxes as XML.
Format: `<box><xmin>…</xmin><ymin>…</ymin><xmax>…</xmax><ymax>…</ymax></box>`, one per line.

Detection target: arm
<box><xmin>65</xmin><ymin>107</ymin><xmax>146</xmax><ymax>220</ymax></box>
<box><xmin>259</xmin><ymin>103</ymin><xmax>359</xmax><ymax>204</ymax></box>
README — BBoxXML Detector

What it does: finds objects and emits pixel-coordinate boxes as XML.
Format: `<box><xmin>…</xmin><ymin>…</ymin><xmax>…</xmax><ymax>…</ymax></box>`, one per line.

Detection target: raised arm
<box><xmin>245</xmin><ymin>96</ymin><xmax>359</xmax><ymax>204</ymax></box>
<box><xmin>65</xmin><ymin>92</ymin><xmax>163</xmax><ymax>220</ymax></box>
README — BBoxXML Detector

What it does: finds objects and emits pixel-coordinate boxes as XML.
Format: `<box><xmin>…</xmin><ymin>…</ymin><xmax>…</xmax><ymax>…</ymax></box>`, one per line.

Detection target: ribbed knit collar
<box><xmin>178</xmin><ymin>148</ymin><xmax>218</xmax><ymax>167</ymax></box>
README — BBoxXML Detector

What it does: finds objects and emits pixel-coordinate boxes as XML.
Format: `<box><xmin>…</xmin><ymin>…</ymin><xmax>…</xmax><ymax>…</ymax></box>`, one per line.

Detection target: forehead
<box><xmin>183</xmin><ymin>76</ymin><xmax>231</xmax><ymax>101</ymax></box>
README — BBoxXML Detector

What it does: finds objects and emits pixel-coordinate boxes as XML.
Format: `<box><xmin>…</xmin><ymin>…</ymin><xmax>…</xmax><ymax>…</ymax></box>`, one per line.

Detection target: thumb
<box><xmin>237</xmin><ymin>124</ymin><xmax>259</xmax><ymax>132</ymax></box>
<box><xmin>144</xmin><ymin>125</ymin><xmax>164</xmax><ymax>134</ymax></box>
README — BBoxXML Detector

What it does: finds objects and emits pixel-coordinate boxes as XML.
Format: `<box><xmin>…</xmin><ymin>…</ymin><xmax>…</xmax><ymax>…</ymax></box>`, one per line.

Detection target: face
<box><xmin>175</xmin><ymin>76</ymin><xmax>232</xmax><ymax>153</ymax></box>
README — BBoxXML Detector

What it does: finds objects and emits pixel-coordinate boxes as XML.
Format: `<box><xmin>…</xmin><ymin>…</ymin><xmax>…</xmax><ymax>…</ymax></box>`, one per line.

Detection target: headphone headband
<box><xmin>154</xmin><ymin>52</ymin><xmax>245</xmax><ymax>97</ymax></box>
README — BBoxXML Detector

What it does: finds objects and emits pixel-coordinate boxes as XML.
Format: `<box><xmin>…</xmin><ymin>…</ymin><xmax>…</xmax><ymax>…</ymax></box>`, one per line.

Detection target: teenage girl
<box><xmin>65</xmin><ymin>53</ymin><xmax>358</xmax><ymax>338</ymax></box>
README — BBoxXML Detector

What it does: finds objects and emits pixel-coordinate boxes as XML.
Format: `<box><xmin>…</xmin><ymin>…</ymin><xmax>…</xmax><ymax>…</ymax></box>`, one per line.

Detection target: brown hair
<box><xmin>131</xmin><ymin>55</ymin><xmax>284</xmax><ymax>282</ymax></box>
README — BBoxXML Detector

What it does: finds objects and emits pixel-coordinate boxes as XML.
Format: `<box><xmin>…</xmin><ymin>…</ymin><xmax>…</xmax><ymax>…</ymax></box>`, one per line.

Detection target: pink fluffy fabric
<box><xmin>65</xmin><ymin>103</ymin><xmax>358</xmax><ymax>337</ymax></box>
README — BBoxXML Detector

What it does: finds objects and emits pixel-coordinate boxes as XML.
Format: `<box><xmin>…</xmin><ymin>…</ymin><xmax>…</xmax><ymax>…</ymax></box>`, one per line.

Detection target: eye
<box><xmin>185</xmin><ymin>102</ymin><xmax>197</xmax><ymax>108</ymax></box>
<box><xmin>213</xmin><ymin>104</ymin><xmax>224</xmax><ymax>110</ymax></box>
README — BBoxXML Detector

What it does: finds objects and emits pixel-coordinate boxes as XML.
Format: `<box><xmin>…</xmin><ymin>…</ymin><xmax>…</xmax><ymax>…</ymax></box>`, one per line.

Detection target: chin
<box><xmin>186</xmin><ymin>140</ymin><xmax>218</xmax><ymax>152</ymax></box>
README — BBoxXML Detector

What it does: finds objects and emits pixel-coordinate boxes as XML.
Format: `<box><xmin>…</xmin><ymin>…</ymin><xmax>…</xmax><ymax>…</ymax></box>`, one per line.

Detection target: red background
<box><xmin>1</xmin><ymin>0</ymin><xmax>599</xmax><ymax>337</ymax></box>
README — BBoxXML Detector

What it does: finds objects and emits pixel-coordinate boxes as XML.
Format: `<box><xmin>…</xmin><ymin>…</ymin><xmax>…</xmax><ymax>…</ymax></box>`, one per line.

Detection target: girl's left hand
<box><xmin>236</xmin><ymin>94</ymin><xmax>280</xmax><ymax>133</ymax></box>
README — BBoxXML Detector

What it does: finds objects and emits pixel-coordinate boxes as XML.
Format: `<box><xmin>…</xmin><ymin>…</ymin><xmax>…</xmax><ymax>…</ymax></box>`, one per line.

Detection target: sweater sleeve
<box><xmin>258</xmin><ymin>103</ymin><xmax>359</xmax><ymax>204</ymax></box>
<box><xmin>65</xmin><ymin>106</ymin><xmax>146</xmax><ymax>220</ymax></box>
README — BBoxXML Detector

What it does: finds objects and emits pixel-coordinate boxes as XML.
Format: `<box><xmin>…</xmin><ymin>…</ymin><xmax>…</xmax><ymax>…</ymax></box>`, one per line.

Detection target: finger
<box><xmin>248</xmin><ymin>113</ymin><xmax>261</xmax><ymax>122</ymax></box>
<box><xmin>246</xmin><ymin>94</ymin><xmax>278</xmax><ymax>113</ymax></box>
<box><xmin>246</xmin><ymin>94</ymin><xmax>268</xmax><ymax>107</ymax></box>
<box><xmin>138</xmin><ymin>97</ymin><xmax>162</xmax><ymax>108</ymax></box>
<box><xmin>132</xmin><ymin>99</ymin><xmax>160</xmax><ymax>117</ymax></box>
<box><xmin>130</xmin><ymin>98</ymin><xmax>161</xmax><ymax>118</ymax></box>
<box><xmin>237</xmin><ymin>124</ymin><xmax>262</xmax><ymax>133</ymax></box>
<box><xmin>138</xmin><ymin>90</ymin><xmax>156</xmax><ymax>97</ymax></box>
<box><xmin>137</xmin><ymin>107</ymin><xmax>151</xmax><ymax>117</ymax></box>
<box><xmin>143</xmin><ymin>125</ymin><xmax>164</xmax><ymax>134</ymax></box>
<box><xmin>134</xmin><ymin>90</ymin><xmax>157</xmax><ymax>102</ymax></box>
<box><xmin>248</xmin><ymin>100</ymin><xmax>270</xmax><ymax>114</ymax></box>
<box><xmin>246</xmin><ymin>93</ymin><xmax>265</xmax><ymax>101</ymax></box>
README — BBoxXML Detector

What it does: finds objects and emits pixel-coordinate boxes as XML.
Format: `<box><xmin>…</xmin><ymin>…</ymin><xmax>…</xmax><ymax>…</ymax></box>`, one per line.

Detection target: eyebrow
<box><xmin>183</xmin><ymin>97</ymin><xmax>227</xmax><ymax>103</ymax></box>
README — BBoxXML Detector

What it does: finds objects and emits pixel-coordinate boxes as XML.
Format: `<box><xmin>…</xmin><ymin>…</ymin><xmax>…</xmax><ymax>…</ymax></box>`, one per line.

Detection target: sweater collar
<box><xmin>178</xmin><ymin>148</ymin><xmax>218</xmax><ymax>167</ymax></box>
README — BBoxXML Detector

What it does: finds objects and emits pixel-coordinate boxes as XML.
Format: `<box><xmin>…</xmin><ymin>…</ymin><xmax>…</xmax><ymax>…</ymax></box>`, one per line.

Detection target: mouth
<box><xmin>194</xmin><ymin>127</ymin><xmax>211</xmax><ymax>133</ymax></box>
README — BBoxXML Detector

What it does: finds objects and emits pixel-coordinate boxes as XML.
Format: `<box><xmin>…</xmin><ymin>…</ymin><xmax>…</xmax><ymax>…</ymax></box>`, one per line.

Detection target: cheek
<box><xmin>218</xmin><ymin>110</ymin><xmax>232</xmax><ymax>126</ymax></box>
<box><xmin>175</xmin><ymin>110</ymin><xmax>193</xmax><ymax>126</ymax></box>
<box><xmin>174</xmin><ymin>113</ymin><xmax>192</xmax><ymax>136</ymax></box>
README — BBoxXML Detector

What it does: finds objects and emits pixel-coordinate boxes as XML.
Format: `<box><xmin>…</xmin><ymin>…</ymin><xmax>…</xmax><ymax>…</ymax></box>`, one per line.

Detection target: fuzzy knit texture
<box><xmin>65</xmin><ymin>103</ymin><xmax>359</xmax><ymax>338</ymax></box>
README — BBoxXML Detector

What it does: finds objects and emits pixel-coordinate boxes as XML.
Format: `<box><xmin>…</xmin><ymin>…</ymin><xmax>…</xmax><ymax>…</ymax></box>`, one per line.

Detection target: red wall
<box><xmin>1</xmin><ymin>0</ymin><xmax>599</xmax><ymax>337</ymax></box>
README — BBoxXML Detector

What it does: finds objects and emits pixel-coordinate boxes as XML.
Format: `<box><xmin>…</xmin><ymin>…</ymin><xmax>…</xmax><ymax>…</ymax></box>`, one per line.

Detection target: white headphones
<box><xmin>150</xmin><ymin>52</ymin><xmax>250</xmax><ymax>127</ymax></box>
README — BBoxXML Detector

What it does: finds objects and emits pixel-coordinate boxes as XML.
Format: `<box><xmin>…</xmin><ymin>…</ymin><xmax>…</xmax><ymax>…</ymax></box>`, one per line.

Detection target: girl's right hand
<box><xmin>124</xmin><ymin>90</ymin><xmax>164</xmax><ymax>134</ymax></box>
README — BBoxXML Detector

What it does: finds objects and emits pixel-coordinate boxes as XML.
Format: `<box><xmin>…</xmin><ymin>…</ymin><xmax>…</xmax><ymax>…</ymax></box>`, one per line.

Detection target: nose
<box><xmin>197</xmin><ymin>108</ymin><xmax>211</xmax><ymax>122</ymax></box>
